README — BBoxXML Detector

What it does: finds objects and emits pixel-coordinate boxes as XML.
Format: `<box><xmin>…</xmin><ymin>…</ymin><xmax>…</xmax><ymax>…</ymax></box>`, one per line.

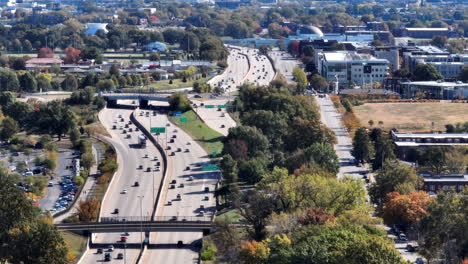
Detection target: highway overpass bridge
<box><xmin>100</xmin><ymin>92</ymin><xmax>173</xmax><ymax>108</ymax></box>
<box><xmin>56</xmin><ymin>216</ymin><xmax>212</xmax><ymax>234</ymax></box>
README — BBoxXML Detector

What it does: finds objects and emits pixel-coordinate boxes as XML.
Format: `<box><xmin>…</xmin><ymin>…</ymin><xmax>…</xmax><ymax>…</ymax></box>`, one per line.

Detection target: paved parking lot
<box><xmin>39</xmin><ymin>149</ymin><xmax>76</xmax><ymax>213</ymax></box>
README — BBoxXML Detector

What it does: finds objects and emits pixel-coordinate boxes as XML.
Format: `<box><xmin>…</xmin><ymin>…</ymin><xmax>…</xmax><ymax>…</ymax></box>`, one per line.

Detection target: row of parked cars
<box><xmin>50</xmin><ymin>176</ymin><xmax>78</xmax><ymax>215</ymax></box>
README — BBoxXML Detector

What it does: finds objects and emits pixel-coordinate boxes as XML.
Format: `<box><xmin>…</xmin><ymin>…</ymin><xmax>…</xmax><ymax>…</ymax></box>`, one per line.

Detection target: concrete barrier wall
<box><xmin>129</xmin><ymin>112</ymin><xmax>168</xmax><ymax>219</ymax></box>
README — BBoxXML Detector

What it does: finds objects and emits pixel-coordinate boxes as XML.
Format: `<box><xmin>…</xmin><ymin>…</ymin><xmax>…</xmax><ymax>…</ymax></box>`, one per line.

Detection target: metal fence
<box><xmin>100</xmin><ymin>216</ymin><xmax>212</xmax><ymax>223</ymax></box>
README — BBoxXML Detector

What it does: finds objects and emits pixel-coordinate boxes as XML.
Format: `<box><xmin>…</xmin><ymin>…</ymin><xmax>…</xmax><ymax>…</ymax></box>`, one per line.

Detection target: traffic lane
<box><xmin>94</xmin><ymin>232</ymin><xmax>145</xmax><ymax>244</ymax></box>
<box><xmin>79</xmin><ymin>247</ymin><xmax>140</xmax><ymax>264</ymax></box>
<box><xmin>96</xmin><ymin>109</ymin><xmax>162</xmax><ymax>243</ymax></box>
<box><xmin>192</xmin><ymin>100</ymin><xmax>236</xmax><ymax>136</ymax></box>
<box><xmin>134</xmin><ymin>112</ymin><xmax>217</xmax><ymax>217</ymax></box>
<box><xmin>100</xmin><ymin>111</ymin><xmax>162</xmax><ymax>217</ymax></box>
<box><xmin>209</xmin><ymin>48</ymin><xmax>249</xmax><ymax>93</ymax></box>
<box><xmin>317</xmin><ymin>97</ymin><xmax>366</xmax><ymax>179</ymax></box>
<box><xmin>268</xmin><ymin>50</ymin><xmax>299</xmax><ymax>83</ymax></box>
<box><xmin>142</xmin><ymin>248</ymin><xmax>198</xmax><ymax>264</ymax></box>
<box><xmin>145</xmin><ymin>232</ymin><xmax>201</xmax><ymax>264</ymax></box>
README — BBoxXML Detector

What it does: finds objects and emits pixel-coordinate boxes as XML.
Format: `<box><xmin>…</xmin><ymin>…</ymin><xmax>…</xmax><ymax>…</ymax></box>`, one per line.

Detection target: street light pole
<box><xmin>137</xmin><ymin>195</ymin><xmax>144</xmax><ymax>252</ymax></box>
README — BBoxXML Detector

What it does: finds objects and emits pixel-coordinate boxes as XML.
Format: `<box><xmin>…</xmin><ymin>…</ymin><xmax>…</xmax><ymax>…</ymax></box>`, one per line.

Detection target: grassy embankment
<box><xmin>61</xmin><ymin>231</ymin><xmax>87</xmax><ymax>262</ymax></box>
<box><xmin>169</xmin><ymin>110</ymin><xmax>224</xmax><ymax>155</ymax></box>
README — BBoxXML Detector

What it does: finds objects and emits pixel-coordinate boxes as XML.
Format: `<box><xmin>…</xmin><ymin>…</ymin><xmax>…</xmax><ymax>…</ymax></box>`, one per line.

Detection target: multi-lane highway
<box><xmin>134</xmin><ymin>109</ymin><xmax>219</xmax><ymax>263</ymax></box>
<box><xmin>242</xmin><ymin>47</ymin><xmax>275</xmax><ymax>86</ymax></box>
<box><xmin>208</xmin><ymin>45</ymin><xmax>275</xmax><ymax>93</ymax></box>
<box><xmin>80</xmin><ymin>108</ymin><xmax>163</xmax><ymax>264</ymax></box>
<box><xmin>208</xmin><ymin>47</ymin><xmax>249</xmax><ymax>94</ymax></box>
<box><xmin>77</xmin><ymin>46</ymin><xmax>274</xmax><ymax>263</ymax></box>
<box><xmin>268</xmin><ymin>48</ymin><xmax>301</xmax><ymax>83</ymax></box>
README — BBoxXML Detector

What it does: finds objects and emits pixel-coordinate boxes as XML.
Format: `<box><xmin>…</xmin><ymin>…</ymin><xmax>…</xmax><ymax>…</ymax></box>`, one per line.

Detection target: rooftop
<box><xmin>26</xmin><ymin>58</ymin><xmax>63</xmax><ymax>64</ymax></box>
<box><xmin>422</xmin><ymin>174</ymin><xmax>468</xmax><ymax>183</ymax></box>
<box><xmin>401</xmin><ymin>81</ymin><xmax>468</xmax><ymax>87</ymax></box>
<box><xmin>322</xmin><ymin>51</ymin><xmax>388</xmax><ymax>63</ymax></box>
<box><xmin>406</xmin><ymin>27</ymin><xmax>449</xmax><ymax>31</ymax></box>
<box><xmin>392</xmin><ymin>131</ymin><xmax>468</xmax><ymax>139</ymax></box>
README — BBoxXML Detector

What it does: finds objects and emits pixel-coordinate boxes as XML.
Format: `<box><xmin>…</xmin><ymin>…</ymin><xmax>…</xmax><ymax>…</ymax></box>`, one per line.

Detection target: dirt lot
<box><xmin>354</xmin><ymin>102</ymin><xmax>468</xmax><ymax>131</ymax></box>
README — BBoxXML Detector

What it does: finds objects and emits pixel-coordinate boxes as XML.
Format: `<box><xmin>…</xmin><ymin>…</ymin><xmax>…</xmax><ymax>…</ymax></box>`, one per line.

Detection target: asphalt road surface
<box><xmin>317</xmin><ymin>96</ymin><xmax>367</xmax><ymax>179</ymax></box>
<box><xmin>192</xmin><ymin>99</ymin><xmax>237</xmax><ymax>136</ymax></box>
<box><xmin>268</xmin><ymin>48</ymin><xmax>301</xmax><ymax>83</ymax></box>
<box><xmin>242</xmin><ymin>47</ymin><xmax>275</xmax><ymax>87</ymax></box>
<box><xmin>80</xmin><ymin>108</ymin><xmax>164</xmax><ymax>264</ymax></box>
<box><xmin>208</xmin><ymin>47</ymin><xmax>249</xmax><ymax>94</ymax></box>
<box><xmin>135</xmin><ymin>109</ymin><xmax>219</xmax><ymax>264</ymax></box>
<box><xmin>39</xmin><ymin>149</ymin><xmax>75</xmax><ymax>211</ymax></box>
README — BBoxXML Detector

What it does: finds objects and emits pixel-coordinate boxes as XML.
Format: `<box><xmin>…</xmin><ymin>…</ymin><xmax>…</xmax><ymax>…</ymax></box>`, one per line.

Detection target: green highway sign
<box><xmin>217</xmin><ymin>105</ymin><xmax>227</xmax><ymax>109</ymax></box>
<box><xmin>205</xmin><ymin>105</ymin><xmax>215</xmax><ymax>109</ymax></box>
<box><xmin>180</xmin><ymin>117</ymin><xmax>188</xmax><ymax>123</ymax></box>
<box><xmin>202</xmin><ymin>165</ymin><xmax>218</xmax><ymax>171</ymax></box>
<box><xmin>150</xmin><ymin>127</ymin><xmax>166</xmax><ymax>133</ymax></box>
<box><xmin>211</xmin><ymin>152</ymin><xmax>217</xmax><ymax>157</ymax></box>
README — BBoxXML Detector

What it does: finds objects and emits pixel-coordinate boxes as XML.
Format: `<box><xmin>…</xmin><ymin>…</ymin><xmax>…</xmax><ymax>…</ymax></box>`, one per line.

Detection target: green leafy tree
<box><xmin>168</xmin><ymin>92</ymin><xmax>191</xmax><ymax>112</ymax></box>
<box><xmin>274</xmin><ymin>225</ymin><xmax>403</xmax><ymax>264</ymax></box>
<box><xmin>419</xmin><ymin>190</ymin><xmax>468</xmax><ymax>263</ymax></box>
<box><xmin>81</xmin><ymin>46</ymin><xmax>103</xmax><ymax>64</ymax></box>
<box><xmin>31</xmin><ymin>100</ymin><xmax>75</xmax><ymax>140</ymax></box>
<box><xmin>0</xmin><ymin>117</ymin><xmax>19</xmax><ymax>141</ymax></box>
<box><xmin>0</xmin><ymin>68</ymin><xmax>20</xmax><ymax>92</ymax></box>
<box><xmin>81</xmin><ymin>152</ymin><xmax>95</xmax><ymax>173</ymax></box>
<box><xmin>0</xmin><ymin>172</ymin><xmax>71</xmax><ymax>263</ymax></box>
<box><xmin>95</xmin><ymin>79</ymin><xmax>115</xmax><ymax>91</ymax></box>
<box><xmin>310</xmin><ymin>74</ymin><xmax>328</xmax><ymax>92</ymax></box>
<box><xmin>238</xmin><ymin>190</ymin><xmax>274</xmax><ymax>240</ymax></box>
<box><xmin>302</xmin><ymin>45</ymin><xmax>314</xmax><ymax>57</ymax></box>
<box><xmin>412</xmin><ymin>64</ymin><xmax>444</xmax><ymax>81</ymax></box>
<box><xmin>3</xmin><ymin>101</ymin><xmax>33</xmax><ymax>128</ymax></box>
<box><xmin>61</xmin><ymin>74</ymin><xmax>78</xmax><ymax>91</ymax></box>
<box><xmin>68</xmin><ymin>128</ymin><xmax>80</xmax><ymax>147</ymax></box>
<box><xmin>369</xmin><ymin>160</ymin><xmax>422</xmax><ymax>204</ymax></box>
<box><xmin>18</xmin><ymin>72</ymin><xmax>37</xmax><ymax>93</ymax></box>
<box><xmin>372</xmin><ymin>133</ymin><xmax>396</xmax><ymax>170</ymax></box>
<box><xmin>352</xmin><ymin>127</ymin><xmax>373</xmax><ymax>164</ymax></box>
<box><xmin>303</xmin><ymin>142</ymin><xmax>340</xmax><ymax>175</ymax></box>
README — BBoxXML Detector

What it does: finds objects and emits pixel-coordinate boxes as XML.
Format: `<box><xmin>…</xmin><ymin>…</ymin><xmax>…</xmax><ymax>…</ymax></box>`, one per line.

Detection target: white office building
<box><xmin>317</xmin><ymin>51</ymin><xmax>390</xmax><ymax>88</ymax></box>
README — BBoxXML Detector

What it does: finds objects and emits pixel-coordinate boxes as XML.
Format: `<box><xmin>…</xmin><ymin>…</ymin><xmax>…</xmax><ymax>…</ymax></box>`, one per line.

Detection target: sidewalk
<box><xmin>54</xmin><ymin>143</ymin><xmax>102</xmax><ymax>224</ymax></box>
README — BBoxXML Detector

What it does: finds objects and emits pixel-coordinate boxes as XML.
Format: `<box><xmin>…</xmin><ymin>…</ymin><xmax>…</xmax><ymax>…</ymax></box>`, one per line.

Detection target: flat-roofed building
<box><xmin>392</xmin><ymin>131</ymin><xmax>468</xmax><ymax>159</ymax></box>
<box><xmin>421</xmin><ymin>174</ymin><xmax>468</xmax><ymax>193</ymax></box>
<box><xmin>317</xmin><ymin>51</ymin><xmax>390</xmax><ymax>88</ymax></box>
<box><xmin>400</xmin><ymin>81</ymin><xmax>468</xmax><ymax>99</ymax></box>
<box><xmin>404</xmin><ymin>27</ymin><xmax>450</xmax><ymax>38</ymax></box>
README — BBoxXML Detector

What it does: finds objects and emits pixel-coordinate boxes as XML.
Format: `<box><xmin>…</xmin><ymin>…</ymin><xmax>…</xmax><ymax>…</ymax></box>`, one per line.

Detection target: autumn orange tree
<box><xmin>77</xmin><ymin>199</ymin><xmax>101</xmax><ymax>222</ymax></box>
<box><xmin>239</xmin><ymin>240</ymin><xmax>270</xmax><ymax>264</ymax></box>
<box><xmin>37</xmin><ymin>47</ymin><xmax>54</xmax><ymax>58</ymax></box>
<box><xmin>381</xmin><ymin>191</ymin><xmax>433</xmax><ymax>226</ymax></box>
<box><xmin>63</xmin><ymin>48</ymin><xmax>81</xmax><ymax>64</ymax></box>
